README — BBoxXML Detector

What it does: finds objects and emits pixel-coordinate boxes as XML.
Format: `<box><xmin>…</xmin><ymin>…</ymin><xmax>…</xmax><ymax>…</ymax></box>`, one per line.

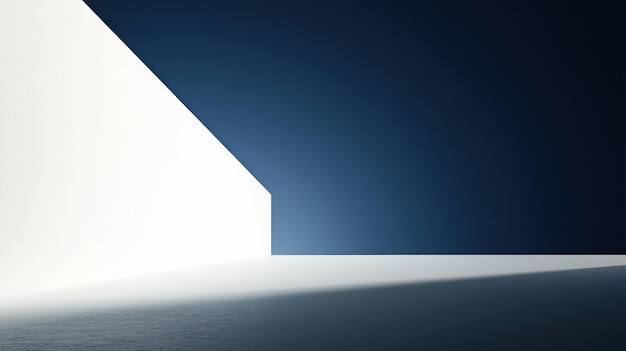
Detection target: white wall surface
<box><xmin>0</xmin><ymin>0</ymin><xmax>270</xmax><ymax>299</ymax></box>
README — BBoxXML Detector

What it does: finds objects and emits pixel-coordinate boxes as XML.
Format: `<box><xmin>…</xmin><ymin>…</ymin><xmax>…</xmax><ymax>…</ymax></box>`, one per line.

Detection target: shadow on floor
<box><xmin>1</xmin><ymin>264</ymin><xmax>626</xmax><ymax>350</ymax></box>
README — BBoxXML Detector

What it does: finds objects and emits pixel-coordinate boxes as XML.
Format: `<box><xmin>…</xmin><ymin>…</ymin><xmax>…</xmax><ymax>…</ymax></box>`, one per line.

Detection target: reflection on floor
<box><xmin>1</xmin><ymin>258</ymin><xmax>626</xmax><ymax>350</ymax></box>
<box><xmin>3</xmin><ymin>255</ymin><xmax>626</xmax><ymax>314</ymax></box>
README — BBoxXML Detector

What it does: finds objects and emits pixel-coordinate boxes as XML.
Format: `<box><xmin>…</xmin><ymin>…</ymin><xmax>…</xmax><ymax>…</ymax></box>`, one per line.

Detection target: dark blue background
<box><xmin>84</xmin><ymin>0</ymin><xmax>625</xmax><ymax>254</ymax></box>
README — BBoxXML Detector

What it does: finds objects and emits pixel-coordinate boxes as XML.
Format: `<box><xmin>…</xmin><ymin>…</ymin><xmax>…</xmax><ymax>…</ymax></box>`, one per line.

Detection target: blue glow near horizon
<box><xmin>84</xmin><ymin>0</ymin><xmax>626</xmax><ymax>254</ymax></box>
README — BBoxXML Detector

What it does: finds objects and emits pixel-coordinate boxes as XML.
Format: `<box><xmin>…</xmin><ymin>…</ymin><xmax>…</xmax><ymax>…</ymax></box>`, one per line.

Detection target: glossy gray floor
<box><xmin>2</xmin><ymin>264</ymin><xmax>626</xmax><ymax>350</ymax></box>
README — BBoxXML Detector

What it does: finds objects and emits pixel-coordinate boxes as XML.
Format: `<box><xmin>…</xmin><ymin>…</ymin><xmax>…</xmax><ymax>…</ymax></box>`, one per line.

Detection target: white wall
<box><xmin>0</xmin><ymin>0</ymin><xmax>270</xmax><ymax>299</ymax></box>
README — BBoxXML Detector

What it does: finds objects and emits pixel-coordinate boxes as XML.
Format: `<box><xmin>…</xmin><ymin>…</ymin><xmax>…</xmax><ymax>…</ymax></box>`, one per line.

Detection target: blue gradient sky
<box><xmin>84</xmin><ymin>0</ymin><xmax>625</xmax><ymax>254</ymax></box>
